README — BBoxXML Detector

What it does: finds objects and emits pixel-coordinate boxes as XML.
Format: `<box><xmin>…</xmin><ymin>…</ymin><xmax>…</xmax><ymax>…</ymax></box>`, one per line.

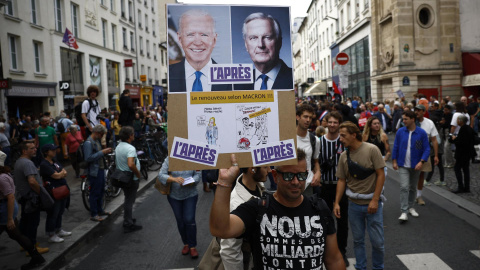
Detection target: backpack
<box><xmin>74</xmin><ymin>99</ymin><xmax>96</xmax><ymax>127</ymax></box>
<box><xmin>57</xmin><ymin>118</ymin><xmax>66</xmax><ymax>133</ymax></box>
<box><xmin>77</xmin><ymin>142</ymin><xmax>87</xmax><ymax>169</ymax></box>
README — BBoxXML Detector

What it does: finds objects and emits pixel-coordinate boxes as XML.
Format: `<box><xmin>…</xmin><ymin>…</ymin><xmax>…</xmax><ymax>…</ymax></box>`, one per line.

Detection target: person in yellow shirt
<box><xmin>111</xmin><ymin>112</ymin><xmax>122</xmax><ymax>147</ymax></box>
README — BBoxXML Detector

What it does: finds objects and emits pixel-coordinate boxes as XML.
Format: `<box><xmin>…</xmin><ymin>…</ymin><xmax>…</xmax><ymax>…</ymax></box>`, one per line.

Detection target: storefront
<box><xmin>60</xmin><ymin>48</ymin><xmax>84</xmax><ymax>116</ymax></box>
<box><xmin>152</xmin><ymin>85</ymin><xmax>164</xmax><ymax>108</ymax></box>
<box><xmin>5</xmin><ymin>80</ymin><xmax>57</xmax><ymax>119</ymax></box>
<box><xmin>107</xmin><ymin>60</ymin><xmax>121</xmax><ymax>111</ymax></box>
<box><xmin>462</xmin><ymin>53</ymin><xmax>480</xmax><ymax>97</ymax></box>
<box><xmin>140</xmin><ymin>86</ymin><xmax>153</xmax><ymax>109</ymax></box>
<box><xmin>125</xmin><ymin>84</ymin><xmax>141</xmax><ymax>109</ymax></box>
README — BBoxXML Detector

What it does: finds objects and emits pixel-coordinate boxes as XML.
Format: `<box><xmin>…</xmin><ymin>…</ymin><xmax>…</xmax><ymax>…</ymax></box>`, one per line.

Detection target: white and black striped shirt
<box><xmin>319</xmin><ymin>135</ymin><xmax>345</xmax><ymax>184</ymax></box>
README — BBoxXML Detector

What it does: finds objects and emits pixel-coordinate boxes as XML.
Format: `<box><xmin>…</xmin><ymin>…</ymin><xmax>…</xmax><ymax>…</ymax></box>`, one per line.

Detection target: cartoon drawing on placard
<box><xmin>254</xmin><ymin>113</ymin><xmax>268</xmax><ymax>145</ymax></box>
<box><xmin>236</xmin><ymin>105</ymin><xmax>269</xmax><ymax>150</ymax></box>
<box><xmin>205</xmin><ymin>117</ymin><xmax>219</xmax><ymax>145</ymax></box>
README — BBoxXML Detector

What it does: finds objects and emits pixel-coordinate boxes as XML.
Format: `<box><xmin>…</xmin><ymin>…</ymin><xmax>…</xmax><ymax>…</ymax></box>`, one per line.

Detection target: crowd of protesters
<box><xmin>2</xmin><ymin>86</ymin><xmax>479</xmax><ymax>270</ymax></box>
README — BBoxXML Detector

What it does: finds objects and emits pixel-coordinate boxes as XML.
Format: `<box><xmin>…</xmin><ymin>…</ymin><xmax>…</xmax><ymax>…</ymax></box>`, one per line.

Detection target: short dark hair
<box><xmin>87</xmin><ymin>85</ymin><xmax>100</xmax><ymax>97</ymax></box>
<box><xmin>402</xmin><ymin>110</ymin><xmax>416</xmax><ymax>120</ymax></box>
<box><xmin>119</xmin><ymin>126</ymin><xmax>134</xmax><ymax>141</ymax></box>
<box><xmin>325</xmin><ymin>111</ymin><xmax>343</xmax><ymax>123</ymax></box>
<box><xmin>454</xmin><ymin>101</ymin><xmax>466</xmax><ymax>113</ymax></box>
<box><xmin>20</xmin><ymin>141</ymin><xmax>34</xmax><ymax>154</ymax></box>
<box><xmin>122</xmin><ymin>89</ymin><xmax>130</xmax><ymax>95</ymax></box>
<box><xmin>296</xmin><ymin>104</ymin><xmax>314</xmax><ymax>116</ymax></box>
<box><xmin>339</xmin><ymin>121</ymin><xmax>362</xmax><ymax>141</ymax></box>
<box><xmin>444</xmin><ymin>104</ymin><xmax>452</xmax><ymax>110</ymax></box>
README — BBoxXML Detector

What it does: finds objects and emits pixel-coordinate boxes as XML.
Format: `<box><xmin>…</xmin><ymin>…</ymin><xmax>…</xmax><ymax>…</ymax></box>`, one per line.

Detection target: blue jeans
<box><xmin>167</xmin><ymin>195</ymin><xmax>198</xmax><ymax>247</ymax></box>
<box><xmin>348</xmin><ymin>200</ymin><xmax>385</xmax><ymax>270</ymax></box>
<box><xmin>45</xmin><ymin>197</ymin><xmax>67</xmax><ymax>235</ymax></box>
<box><xmin>89</xmin><ymin>169</ymin><xmax>105</xmax><ymax>217</ymax></box>
<box><xmin>398</xmin><ymin>167</ymin><xmax>420</xmax><ymax>213</ymax></box>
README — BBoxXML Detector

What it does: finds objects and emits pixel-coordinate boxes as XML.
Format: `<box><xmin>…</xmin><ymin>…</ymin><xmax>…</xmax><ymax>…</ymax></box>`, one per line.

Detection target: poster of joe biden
<box><xmin>167</xmin><ymin>4</ymin><xmax>293</xmax><ymax>93</ymax></box>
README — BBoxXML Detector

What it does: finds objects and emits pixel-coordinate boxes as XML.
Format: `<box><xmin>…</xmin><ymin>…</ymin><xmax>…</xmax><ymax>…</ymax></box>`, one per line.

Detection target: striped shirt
<box><xmin>319</xmin><ymin>135</ymin><xmax>345</xmax><ymax>184</ymax></box>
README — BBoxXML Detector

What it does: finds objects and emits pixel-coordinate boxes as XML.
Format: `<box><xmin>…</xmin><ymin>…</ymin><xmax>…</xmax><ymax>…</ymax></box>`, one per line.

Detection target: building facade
<box><xmin>0</xmin><ymin>0</ymin><xmax>172</xmax><ymax>120</ymax></box>
<box><xmin>370</xmin><ymin>0</ymin><xmax>463</xmax><ymax>101</ymax></box>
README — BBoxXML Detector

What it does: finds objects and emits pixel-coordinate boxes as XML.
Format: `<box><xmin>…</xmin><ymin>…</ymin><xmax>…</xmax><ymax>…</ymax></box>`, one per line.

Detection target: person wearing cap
<box><xmin>413</xmin><ymin>104</ymin><xmax>439</xmax><ymax>205</ymax></box>
<box><xmin>0</xmin><ymin>150</ymin><xmax>47</xmax><ymax>269</ymax></box>
<box><xmin>83</xmin><ymin>125</ymin><xmax>113</xmax><ymax>222</ymax></box>
<box><xmin>392</xmin><ymin>110</ymin><xmax>430</xmax><ymax>222</ymax></box>
<box><xmin>0</xmin><ymin>123</ymin><xmax>11</xmax><ymax>166</ymax></box>
<box><xmin>39</xmin><ymin>144</ymin><xmax>72</xmax><ymax>243</ymax></box>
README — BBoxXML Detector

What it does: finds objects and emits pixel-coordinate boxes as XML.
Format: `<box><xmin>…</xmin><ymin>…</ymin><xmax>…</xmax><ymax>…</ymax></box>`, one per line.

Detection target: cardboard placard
<box><xmin>168</xmin><ymin>91</ymin><xmax>297</xmax><ymax>171</ymax></box>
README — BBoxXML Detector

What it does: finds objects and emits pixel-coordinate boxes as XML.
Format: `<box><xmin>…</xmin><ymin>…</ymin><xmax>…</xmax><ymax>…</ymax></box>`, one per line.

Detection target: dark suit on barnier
<box><xmin>168</xmin><ymin>58</ymin><xmax>232</xmax><ymax>92</ymax></box>
<box><xmin>233</xmin><ymin>59</ymin><xmax>293</xmax><ymax>90</ymax></box>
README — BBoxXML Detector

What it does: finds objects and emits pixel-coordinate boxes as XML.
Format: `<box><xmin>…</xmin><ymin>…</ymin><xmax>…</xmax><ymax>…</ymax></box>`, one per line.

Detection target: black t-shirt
<box><xmin>40</xmin><ymin>160</ymin><xmax>67</xmax><ymax>188</ymax></box>
<box><xmin>467</xmin><ymin>102</ymin><xmax>478</xmax><ymax>115</ymax></box>
<box><xmin>232</xmin><ymin>194</ymin><xmax>336</xmax><ymax>270</ymax></box>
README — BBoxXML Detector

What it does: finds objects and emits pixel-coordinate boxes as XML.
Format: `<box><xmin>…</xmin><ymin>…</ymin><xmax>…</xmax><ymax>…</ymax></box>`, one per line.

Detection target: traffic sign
<box><xmin>336</xmin><ymin>52</ymin><xmax>349</xmax><ymax>65</ymax></box>
<box><xmin>0</xmin><ymin>78</ymin><xmax>12</xmax><ymax>89</ymax></box>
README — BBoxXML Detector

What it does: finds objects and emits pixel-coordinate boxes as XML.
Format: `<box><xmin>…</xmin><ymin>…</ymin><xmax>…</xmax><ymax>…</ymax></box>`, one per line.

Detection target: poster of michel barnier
<box><xmin>167</xmin><ymin>4</ymin><xmax>297</xmax><ymax>171</ymax></box>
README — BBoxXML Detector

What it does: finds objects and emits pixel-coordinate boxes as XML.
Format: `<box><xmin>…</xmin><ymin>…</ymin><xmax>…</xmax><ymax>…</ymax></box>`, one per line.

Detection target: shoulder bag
<box><xmin>346</xmin><ymin>148</ymin><xmax>376</xmax><ymax>180</ymax></box>
<box><xmin>154</xmin><ymin>176</ymin><xmax>171</xmax><ymax>195</ymax></box>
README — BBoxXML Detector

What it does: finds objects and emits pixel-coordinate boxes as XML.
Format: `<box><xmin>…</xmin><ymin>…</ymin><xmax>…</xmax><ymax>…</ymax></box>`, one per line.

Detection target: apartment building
<box><xmin>0</xmin><ymin>0</ymin><xmax>171</xmax><ymax>119</ymax></box>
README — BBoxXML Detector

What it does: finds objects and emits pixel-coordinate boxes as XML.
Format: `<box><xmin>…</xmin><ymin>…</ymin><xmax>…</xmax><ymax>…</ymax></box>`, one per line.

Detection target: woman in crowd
<box><xmin>148</xmin><ymin>112</ymin><xmax>162</xmax><ymax>132</ymax></box>
<box><xmin>39</xmin><ymin>144</ymin><xmax>72</xmax><ymax>243</ymax></box>
<box><xmin>65</xmin><ymin>125</ymin><xmax>84</xmax><ymax>178</ymax></box>
<box><xmin>0</xmin><ymin>123</ymin><xmax>11</xmax><ymax>166</ymax></box>
<box><xmin>0</xmin><ymin>151</ymin><xmax>46</xmax><ymax>269</ymax></box>
<box><xmin>158</xmin><ymin>157</ymin><xmax>201</xmax><ymax>259</ymax></box>
<box><xmin>362</xmin><ymin>116</ymin><xmax>390</xmax><ymax>176</ymax></box>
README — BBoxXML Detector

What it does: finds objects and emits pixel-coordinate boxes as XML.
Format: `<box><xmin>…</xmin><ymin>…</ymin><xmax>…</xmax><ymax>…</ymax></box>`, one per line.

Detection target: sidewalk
<box><xmin>0</xmin><ymin>165</ymin><xmax>158</xmax><ymax>270</ymax></box>
<box><xmin>386</xmin><ymin>133</ymin><xmax>480</xmax><ymax>215</ymax></box>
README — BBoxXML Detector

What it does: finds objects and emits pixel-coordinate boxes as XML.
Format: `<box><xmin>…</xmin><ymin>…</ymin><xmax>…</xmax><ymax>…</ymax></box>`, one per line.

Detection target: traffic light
<box><xmin>0</xmin><ymin>78</ymin><xmax>12</xmax><ymax>89</ymax></box>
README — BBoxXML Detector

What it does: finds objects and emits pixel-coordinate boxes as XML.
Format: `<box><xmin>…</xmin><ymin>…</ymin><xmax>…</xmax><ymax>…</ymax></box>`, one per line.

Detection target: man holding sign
<box><xmin>169</xmin><ymin>9</ymin><xmax>232</xmax><ymax>92</ymax></box>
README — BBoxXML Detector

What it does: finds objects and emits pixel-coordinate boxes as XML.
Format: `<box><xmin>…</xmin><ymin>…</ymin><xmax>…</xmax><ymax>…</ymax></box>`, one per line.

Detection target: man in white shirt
<box><xmin>414</xmin><ymin>105</ymin><xmax>439</xmax><ymax>206</ymax></box>
<box><xmin>295</xmin><ymin>104</ymin><xmax>321</xmax><ymax>195</ymax></box>
<box><xmin>169</xmin><ymin>9</ymin><xmax>231</xmax><ymax>92</ymax></box>
<box><xmin>81</xmin><ymin>85</ymin><xmax>101</xmax><ymax>137</ymax></box>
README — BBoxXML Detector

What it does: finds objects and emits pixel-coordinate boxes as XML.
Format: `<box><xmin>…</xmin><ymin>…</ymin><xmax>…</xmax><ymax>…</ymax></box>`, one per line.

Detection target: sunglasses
<box><xmin>276</xmin><ymin>170</ymin><xmax>309</xmax><ymax>182</ymax></box>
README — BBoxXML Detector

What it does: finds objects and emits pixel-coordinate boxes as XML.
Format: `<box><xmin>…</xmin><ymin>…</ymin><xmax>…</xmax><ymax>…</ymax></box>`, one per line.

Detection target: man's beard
<box><xmin>252</xmin><ymin>169</ymin><xmax>266</xmax><ymax>183</ymax></box>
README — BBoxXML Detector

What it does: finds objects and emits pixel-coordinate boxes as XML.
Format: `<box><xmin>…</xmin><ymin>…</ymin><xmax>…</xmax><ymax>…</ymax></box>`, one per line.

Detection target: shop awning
<box><xmin>303</xmin><ymin>81</ymin><xmax>327</xmax><ymax>96</ymax></box>
<box><xmin>462</xmin><ymin>74</ymin><xmax>480</xmax><ymax>87</ymax></box>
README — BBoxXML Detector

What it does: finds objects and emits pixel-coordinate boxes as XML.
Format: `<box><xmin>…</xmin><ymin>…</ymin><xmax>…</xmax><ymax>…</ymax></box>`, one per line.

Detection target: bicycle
<box><xmin>81</xmin><ymin>154</ymin><xmax>122</xmax><ymax>212</ymax></box>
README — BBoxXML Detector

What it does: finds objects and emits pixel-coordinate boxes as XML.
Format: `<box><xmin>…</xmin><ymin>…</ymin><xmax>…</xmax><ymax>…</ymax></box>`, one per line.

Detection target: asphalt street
<box><xmin>54</xmin><ymin>166</ymin><xmax>480</xmax><ymax>270</ymax></box>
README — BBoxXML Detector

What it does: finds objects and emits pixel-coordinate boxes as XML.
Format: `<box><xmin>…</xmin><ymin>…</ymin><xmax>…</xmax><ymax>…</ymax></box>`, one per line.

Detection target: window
<box><xmin>138</xmin><ymin>9</ymin><xmax>141</xmax><ymax>27</ymax></box>
<box><xmin>151</xmin><ymin>0</ymin><xmax>154</xmax><ymax>11</ymax></box>
<box><xmin>417</xmin><ymin>5</ymin><xmax>435</xmax><ymax>29</ymax></box>
<box><xmin>5</xmin><ymin>0</ymin><xmax>13</xmax><ymax>16</ymax></box>
<box><xmin>101</xmin><ymin>0</ymin><xmax>105</xmax><ymax>5</ymax></box>
<box><xmin>153</xmin><ymin>43</ymin><xmax>157</xmax><ymax>60</ymax></box>
<box><xmin>128</xmin><ymin>1</ymin><xmax>133</xmax><ymax>22</ymax></box>
<box><xmin>54</xmin><ymin>0</ymin><xmax>63</xmax><ymax>31</ymax></box>
<box><xmin>145</xmin><ymin>14</ymin><xmax>148</xmax><ymax>31</ymax></box>
<box><xmin>355</xmin><ymin>0</ymin><xmax>359</xmax><ymax>16</ymax></box>
<box><xmin>110</xmin><ymin>0</ymin><xmax>114</xmax><ymax>11</ymax></box>
<box><xmin>112</xmin><ymin>24</ymin><xmax>117</xmax><ymax>50</ymax></box>
<box><xmin>122</xmin><ymin>28</ymin><xmax>127</xmax><ymax>49</ymax></box>
<box><xmin>33</xmin><ymin>42</ymin><xmax>42</xmax><ymax>73</ymax></box>
<box><xmin>141</xmin><ymin>65</ymin><xmax>145</xmax><ymax>76</ymax></box>
<box><xmin>139</xmin><ymin>36</ymin><xmax>143</xmax><ymax>54</ymax></box>
<box><xmin>130</xmin><ymin>31</ymin><xmax>135</xmax><ymax>51</ymax></box>
<box><xmin>148</xmin><ymin>67</ymin><xmax>151</xmax><ymax>82</ymax></box>
<box><xmin>102</xmin><ymin>20</ymin><xmax>107</xmax><ymax>47</ymax></box>
<box><xmin>155</xmin><ymin>68</ymin><xmax>158</xmax><ymax>82</ymax></box>
<box><xmin>161</xmin><ymin>50</ymin><xmax>164</xmax><ymax>65</ymax></box>
<box><xmin>31</xmin><ymin>0</ymin><xmax>38</xmax><ymax>24</ymax></box>
<box><xmin>9</xmin><ymin>35</ymin><xmax>18</xmax><ymax>70</ymax></box>
<box><xmin>347</xmin><ymin>2</ymin><xmax>351</xmax><ymax>25</ymax></box>
<box><xmin>71</xmin><ymin>4</ymin><xmax>79</xmax><ymax>37</ymax></box>
<box><xmin>121</xmin><ymin>0</ymin><xmax>125</xmax><ymax>17</ymax></box>
<box><xmin>152</xmin><ymin>19</ymin><xmax>155</xmax><ymax>35</ymax></box>
<box><xmin>146</xmin><ymin>40</ymin><xmax>150</xmax><ymax>57</ymax></box>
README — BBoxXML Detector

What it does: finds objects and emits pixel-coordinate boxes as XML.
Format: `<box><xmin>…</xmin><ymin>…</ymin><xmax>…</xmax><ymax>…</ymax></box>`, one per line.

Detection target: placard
<box><xmin>167</xmin><ymin>4</ymin><xmax>297</xmax><ymax>170</ymax></box>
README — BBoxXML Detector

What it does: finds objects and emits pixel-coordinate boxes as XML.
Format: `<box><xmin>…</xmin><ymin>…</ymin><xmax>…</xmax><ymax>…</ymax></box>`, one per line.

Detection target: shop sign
<box><xmin>124</xmin><ymin>59</ymin><xmax>133</xmax><ymax>67</ymax></box>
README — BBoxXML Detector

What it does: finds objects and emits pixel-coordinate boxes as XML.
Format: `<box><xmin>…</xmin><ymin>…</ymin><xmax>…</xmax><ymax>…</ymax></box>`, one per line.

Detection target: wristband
<box><xmin>214</xmin><ymin>180</ymin><xmax>232</xmax><ymax>188</ymax></box>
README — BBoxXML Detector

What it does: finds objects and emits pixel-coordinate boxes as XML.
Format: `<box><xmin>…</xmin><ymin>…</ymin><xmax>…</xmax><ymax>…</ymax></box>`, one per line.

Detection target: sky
<box><xmin>179</xmin><ymin>0</ymin><xmax>310</xmax><ymax>20</ymax></box>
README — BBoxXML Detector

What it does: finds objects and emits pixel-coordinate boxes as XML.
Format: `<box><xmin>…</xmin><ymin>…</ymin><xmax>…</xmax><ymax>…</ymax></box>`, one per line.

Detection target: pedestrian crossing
<box><xmin>166</xmin><ymin>251</ymin><xmax>480</xmax><ymax>270</ymax></box>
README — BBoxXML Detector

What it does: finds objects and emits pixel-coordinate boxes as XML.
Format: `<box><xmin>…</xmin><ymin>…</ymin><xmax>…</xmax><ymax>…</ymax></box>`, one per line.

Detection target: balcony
<box><xmin>121</xmin><ymin>11</ymin><xmax>125</xmax><ymax>18</ymax></box>
<box><xmin>151</xmin><ymin>7</ymin><xmax>154</xmax><ymax>13</ymax></box>
<box><xmin>154</xmin><ymin>55</ymin><xmax>157</xmax><ymax>60</ymax></box>
<box><xmin>146</xmin><ymin>27</ymin><xmax>149</xmax><ymax>32</ymax></box>
<box><xmin>140</xmin><ymin>50</ymin><xmax>144</xmax><ymax>55</ymax></box>
<box><xmin>148</xmin><ymin>79</ymin><xmax>152</xmax><ymax>84</ymax></box>
<box><xmin>147</xmin><ymin>52</ymin><xmax>150</xmax><ymax>58</ymax></box>
<box><xmin>129</xmin><ymin>17</ymin><xmax>133</xmax><ymax>23</ymax></box>
<box><xmin>153</xmin><ymin>31</ymin><xmax>156</xmax><ymax>36</ymax></box>
<box><xmin>144</xmin><ymin>0</ymin><xmax>147</xmax><ymax>7</ymax></box>
<box><xmin>126</xmin><ymin>78</ymin><xmax>130</xmax><ymax>82</ymax></box>
<box><xmin>156</xmin><ymin>80</ymin><xmax>159</xmax><ymax>85</ymax></box>
<box><xmin>138</xmin><ymin>23</ymin><xmax>142</xmax><ymax>28</ymax></box>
